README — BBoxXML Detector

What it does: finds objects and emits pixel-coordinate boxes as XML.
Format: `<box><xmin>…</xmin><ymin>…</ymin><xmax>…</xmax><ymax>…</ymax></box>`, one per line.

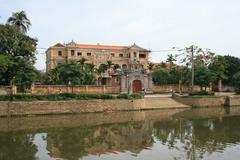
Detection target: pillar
<box><xmin>85</xmin><ymin>85</ymin><xmax>88</xmax><ymax>93</ymax></box>
<box><xmin>102</xmin><ymin>85</ymin><xmax>106</xmax><ymax>94</ymax></box>
<box><xmin>218</xmin><ymin>80</ymin><xmax>222</xmax><ymax>92</ymax></box>
<box><xmin>31</xmin><ymin>83</ymin><xmax>35</xmax><ymax>94</ymax></box>
<box><xmin>11</xmin><ymin>85</ymin><xmax>17</xmax><ymax>95</ymax></box>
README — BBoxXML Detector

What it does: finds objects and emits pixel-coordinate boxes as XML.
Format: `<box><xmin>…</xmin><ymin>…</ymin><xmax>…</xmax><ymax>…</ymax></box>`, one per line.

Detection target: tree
<box><xmin>78</xmin><ymin>57</ymin><xmax>87</xmax><ymax>66</ymax></box>
<box><xmin>147</xmin><ymin>62</ymin><xmax>154</xmax><ymax>71</ymax></box>
<box><xmin>0</xmin><ymin>55</ymin><xmax>14</xmax><ymax>84</ymax></box>
<box><xmin>175</xmin><ymin>45</ymin><xmax>217</xmax><ymax>91</ymax></box>
<box><xmin>233</xmin><ymin>71</ymin><xmax>240</xmax><ymax>93</ymax></box>
<box><xmin>95</xmin><ymin>67</ymin><xmax>104</xmax><ymax>85</ymax></box>
<box><xmin>0</xmin><ymin>55</ymin><xmax>13</xmax><ymax>73</ymax></box>
<box><xmin>13</xmin><ymin>60</ymin><xmax>37</xmax><ymax>90</ymax></box>
<box><xmin>170</xmin><ymin>66</ymin><xmax>191</xmax><ymax>85</ymax></box>
<box><xmin>7</xmin><ymin>11</ymin><xmax>31</xmax><ymax>34</ymax></box>
<box><xmin>195</xmin><ymin>66</ymin><xmax>215</xmax><ymax>91</ymax></box>
<box><xmin>0</xmin><ymin>24</ymin><xmax>37</xmax><ymax>86</ymax></box>
<box><xmin>209</xmin><ymin>55</ymin><xmax>227</xmax><ymax>91</ymax></box>
<box><xmin>152</xmin><ymin>67</ymin><xmax>171</xmax><ymax>85</ymax></box>
<box><xmin>99</xmin><ymin>64</ymin><xmax>108</xmax><ymax>73</ymax></box>
<box><xmin>106</xmin><ymin>60</ymin><xmax>114</xmax><ymax>74</ymax></box>
<box><xmin>166</xmin><ymin>54</ymin><xmax>176</xmax><ymax>70</ymax></box>
<box><xmin>45</xmin><ymin>60</ymin><xmax>96</xmax><ymax>85</ymax></box>
<box><xmin>223</xmin><ymin>55</ymin><xmax>240</xmax><ymax>85</ymax></box>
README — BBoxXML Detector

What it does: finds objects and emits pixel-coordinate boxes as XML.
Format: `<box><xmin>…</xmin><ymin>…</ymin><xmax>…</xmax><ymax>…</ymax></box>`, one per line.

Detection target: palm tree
<box><xmin>7</xmin><ymin>11</ymin><xmax>31</xmax><ymax>33</ymax></box>
<box><xmin>78</xmin><ymin>57</ymin><xmax>87</xmax><ymax>70</ymax></box>
<box><xmin>147</xmin><ymin>62</ymin><xmax>154</xmax><ymax>72</ymax></box>
<box><xmin>78</xmin><ymin>57</ymin><xmax>87</xmax><ymax>66</ymax></box>
<box><xmin>166</xmin><ymin>54</ymin><xmax>176</xmax><ymax>71</ymax></box>
<box><xmin>106</xmin><ymin>60</ymin><xmax>114</xmax><ymax>74</ymax></box>
<box><xmin>85</xmin><ymin>63</ymin><xmax>95</xmax><ymax>72</ymax></box>
<box><xmin>95</xmin><ymin>67</ymin><xmax>104</xmax><ymax>85</ymax></box>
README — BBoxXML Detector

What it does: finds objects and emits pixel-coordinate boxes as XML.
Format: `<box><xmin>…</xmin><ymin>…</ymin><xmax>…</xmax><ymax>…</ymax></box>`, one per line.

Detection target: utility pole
<box><xmin>185</xmin><ymin>45</ymin><xmax>195</xmax><ymax>92</ymax></box>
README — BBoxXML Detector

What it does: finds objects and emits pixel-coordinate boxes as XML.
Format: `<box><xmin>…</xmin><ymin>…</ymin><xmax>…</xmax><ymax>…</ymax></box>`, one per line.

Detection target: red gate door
<box><xmin>132</xmin><ymin>80</ymin><xmax>142</xmax><ymax>93</ymax></box>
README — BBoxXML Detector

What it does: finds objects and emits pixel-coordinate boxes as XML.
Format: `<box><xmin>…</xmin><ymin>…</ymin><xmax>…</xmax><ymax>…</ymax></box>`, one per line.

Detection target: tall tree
<box><xmin>233</xmin><ymin>71</ymin><xmax>240</xmax><ymax>93</ymax></box>
<box><xmin>223</xmin><ymin>55</ymin><xmax>240</xmax><ymax>85</ymax></box>
<box><xmin>209</xmin><ymin>55</ymin><xmax>227</xmax><ymax>91</ymax></box>
<box><xmin>7</xmin><ymin>11</ymin><xmax>31</xmax><ymax>33</ymax></box>
<box><xmin>13</xmin><ymin>60</ymin><xmax>38</xmax><ymax>90</ymax></box>
<box><xmin>0</xmin><ymin>24</ymin><xmax>37</xmax><ymax>86</ymax></box>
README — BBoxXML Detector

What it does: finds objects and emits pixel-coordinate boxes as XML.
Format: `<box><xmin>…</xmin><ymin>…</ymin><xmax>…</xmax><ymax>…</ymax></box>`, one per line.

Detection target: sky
<box><xmin>1</xmin><ymin>0</ymin><xmax>240</xmax><ymax>71</ymax></box>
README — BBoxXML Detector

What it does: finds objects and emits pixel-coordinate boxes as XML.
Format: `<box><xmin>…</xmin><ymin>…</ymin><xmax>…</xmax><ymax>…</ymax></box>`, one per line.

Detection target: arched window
<box><xmin>114</xmin><ymin>64</ymin><xmax>121</xmax><ymax>70</ymax></box>
<box><xmin>134</xmin><ymin>52</ymin><xmax>137</xmax><ymax>57</ymax></box>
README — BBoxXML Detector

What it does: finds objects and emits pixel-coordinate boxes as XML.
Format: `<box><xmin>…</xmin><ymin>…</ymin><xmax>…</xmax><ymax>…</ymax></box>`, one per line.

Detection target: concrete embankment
<box><xmin>172</xmin><ymin>93</ymin><xmax>240</xmax><ymax>107</ymax></box>
<box><xmin>228</xmin><ymin>95</ymin><xmax>240</xmax><ymax>106</ymax></box>
<box><xmin>0</xmin><ymin>97</ymin><xmax>190</xmax><ymax>117</ymax></box>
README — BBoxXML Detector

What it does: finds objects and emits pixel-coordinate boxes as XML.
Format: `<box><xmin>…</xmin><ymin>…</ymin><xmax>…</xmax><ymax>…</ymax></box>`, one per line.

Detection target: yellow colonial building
<box><xmin>46</xmin><ymin>41</ymin><xmax>153</xmax><ymax>93</ymax></box>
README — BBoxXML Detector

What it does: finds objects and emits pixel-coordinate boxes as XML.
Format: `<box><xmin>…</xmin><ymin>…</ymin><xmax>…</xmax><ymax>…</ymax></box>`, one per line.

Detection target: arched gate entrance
<box><xmin>132</xmin><ymin>80</ymin><xmax>142</xmax><ymax>93</ymax></box>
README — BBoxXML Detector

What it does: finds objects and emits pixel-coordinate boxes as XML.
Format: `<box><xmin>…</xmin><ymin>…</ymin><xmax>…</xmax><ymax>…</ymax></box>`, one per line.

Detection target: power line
<box><xmin>37</xmin><ymin>47</ymin><xmax>48</xmax><ymax>50</ymax></box>
<box><xmin>151</xmin><ymin>49</ymin><xmax>177</xmax><ymax>53</ymax></box>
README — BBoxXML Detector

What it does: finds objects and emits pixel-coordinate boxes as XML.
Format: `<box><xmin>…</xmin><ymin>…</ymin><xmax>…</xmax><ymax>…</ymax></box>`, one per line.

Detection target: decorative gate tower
<box><xmin>120</xmin><ymin>44</ymin><xmax>152</xmax><ymax>94</ymax></box>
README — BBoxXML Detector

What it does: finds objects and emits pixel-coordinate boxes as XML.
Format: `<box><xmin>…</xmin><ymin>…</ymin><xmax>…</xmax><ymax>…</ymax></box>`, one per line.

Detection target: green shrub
<box><xmin>117</xmin><ymin>93</ymin><xmax>130</xmax><ymax>99</ymax></box>
<box><xmin>129</xmin><ymin>93</ymin><xmax>143</xmax><ymax>99</ymax></box>
<box><xmin>117</xmin><ymin>93</ymin><xmax>143</xmax><ymax>99</ymax></box>
<box><xmin>0</xmin><ymin>93</ymin><xmax>143</xmax><ymax>101</ymax></box>
<box><xmin>189</xmin><ymin>91</ymin><xmax>215</xmax><ymax>97</ymax></box>
<box><xmin>99</xmin><ymin>94</ymin><xmax>114</xmax><ymax>99</ymax></box>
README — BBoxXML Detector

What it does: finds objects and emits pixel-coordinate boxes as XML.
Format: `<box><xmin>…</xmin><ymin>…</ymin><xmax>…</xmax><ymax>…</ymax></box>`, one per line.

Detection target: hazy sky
<box><xmin>1</xmin><ymin>0</ymin><xmax>240</xmax><ymax>70</ymax></box>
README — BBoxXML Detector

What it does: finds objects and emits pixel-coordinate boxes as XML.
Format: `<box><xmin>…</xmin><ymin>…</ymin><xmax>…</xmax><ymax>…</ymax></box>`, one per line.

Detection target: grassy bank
<box><xmin>0</xmin><ymin>93</ymin><xmax>143</xmax><ymax>101</ymax></box>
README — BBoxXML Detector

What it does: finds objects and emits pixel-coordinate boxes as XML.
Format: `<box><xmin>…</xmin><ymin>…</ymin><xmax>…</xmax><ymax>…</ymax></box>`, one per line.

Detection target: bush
<box><xmin>0</xmin><ymin>93</ymin><xmax>114</xmax><ymax>101</ymax></box>
<box><xmin>117</xmin><ymin>93</ymin><xmax>130</xmax><ymax>99</ymax></box>
<box><xmin>0</xmin><ymin>93</ymin><xmax>143</xmax><ymax>101</ymax></box>
<box><xmin>189</xmin><ymin>91</ymin><xmax>215</xmax><ymax>97</ymax></box>
<box><xmin>129</xmin><ymin>93</ymin><xmax>143</xmax><ymax>99</ymax></box>
<box><xmin>117</xmin><ymin>93</ymin><xmax>143</xmax><ymax>99</ymax></box>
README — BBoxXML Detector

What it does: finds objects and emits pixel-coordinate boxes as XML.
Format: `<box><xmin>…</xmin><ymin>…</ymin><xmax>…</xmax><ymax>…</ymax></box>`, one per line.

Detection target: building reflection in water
<box><xmin>1</xmin><ymin>107</ymin><xmax>240</xmax><ymax>160</ymax></box>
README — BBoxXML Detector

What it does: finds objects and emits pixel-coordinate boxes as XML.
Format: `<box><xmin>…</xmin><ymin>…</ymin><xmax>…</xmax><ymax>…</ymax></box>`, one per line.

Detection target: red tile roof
<box><xmin>76</xmin><ymin>44</ymin><xmax>128</xmax><ymax>50</ymax></box>
<box><xmin>52</xmin><ymin>42</ymin><xmax>149</xmax><ymax>51</ymax></box>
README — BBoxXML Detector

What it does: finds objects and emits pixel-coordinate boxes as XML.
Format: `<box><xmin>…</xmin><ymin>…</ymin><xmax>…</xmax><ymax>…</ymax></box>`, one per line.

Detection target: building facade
<box><xmin>46</xmin><ymin>41</ymin><xmax>152</xmax><ymax>93</ymax></box>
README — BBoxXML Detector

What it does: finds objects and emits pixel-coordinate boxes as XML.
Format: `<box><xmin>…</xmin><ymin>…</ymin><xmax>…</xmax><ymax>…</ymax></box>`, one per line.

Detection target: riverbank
<box><xmin>172</xmin><ymin>93</ymin><xmax>240</xmax><ymax>107</ymax></box>
<box><xmin>1</xmin><ymin>93</ymin><xmax>239</xmax><ymax>117</ymax></box>
<box><xmin>0</xmin><ymin>96</ymin><xmax>190</xmax><ymax>117</ymax></box>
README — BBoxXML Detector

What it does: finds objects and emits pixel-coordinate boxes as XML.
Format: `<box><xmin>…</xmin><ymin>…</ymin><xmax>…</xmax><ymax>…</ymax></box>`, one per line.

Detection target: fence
<box><xmin>0</xmin><ymin>86</ymin><xmax>13</xmax><ymax>95</ymax></box>
<box><xmin>152</xmin><ymin>84</ymin><xmax>210</xmax><ymax>93</ymax></box>
<box><xmin>0</xmin><ymin>84</ymin><xmax>212</xmax><ymax>95</ymax></box>
<box><xmin>32</xmin><ymin>85</ymin><xmax>120</xmax><ymax>95</ymax></box>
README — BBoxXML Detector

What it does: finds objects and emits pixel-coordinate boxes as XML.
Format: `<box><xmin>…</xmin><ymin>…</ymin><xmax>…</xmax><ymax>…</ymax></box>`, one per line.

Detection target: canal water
<box><xmin>1</xmin><ymin>107</ymin><xmax>240</xmax><ymax>160</ymax></box>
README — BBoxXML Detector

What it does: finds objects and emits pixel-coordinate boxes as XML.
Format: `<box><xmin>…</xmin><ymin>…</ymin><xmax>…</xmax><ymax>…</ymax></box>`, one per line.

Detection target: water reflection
<box><xmin>1</xmin><ymin>107</ymin><xmax>240</xmax><ymax>160</ymax></box>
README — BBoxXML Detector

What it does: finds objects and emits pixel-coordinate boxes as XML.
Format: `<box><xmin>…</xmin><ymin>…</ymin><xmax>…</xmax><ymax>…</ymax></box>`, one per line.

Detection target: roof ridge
<box><xmin>77</xmin><ymin>43</ymin><xmax>128</xmax><ymax>47</ymax></box>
